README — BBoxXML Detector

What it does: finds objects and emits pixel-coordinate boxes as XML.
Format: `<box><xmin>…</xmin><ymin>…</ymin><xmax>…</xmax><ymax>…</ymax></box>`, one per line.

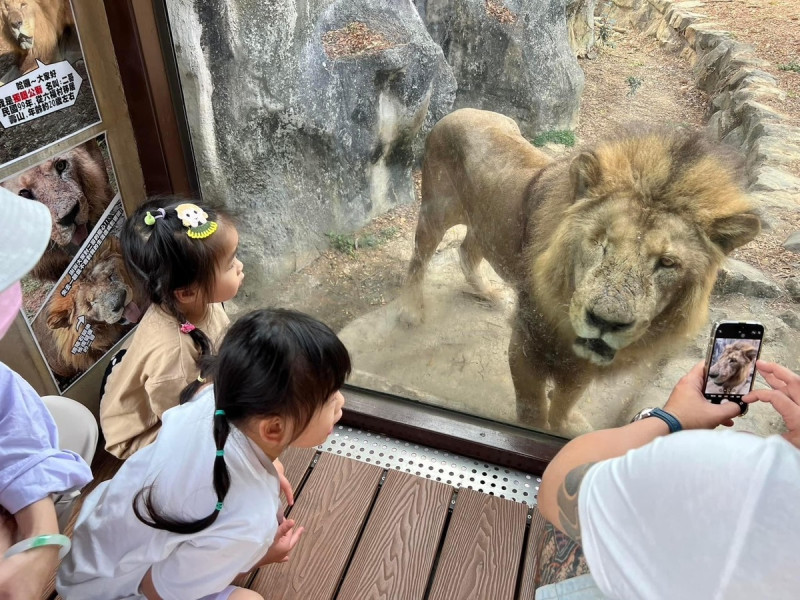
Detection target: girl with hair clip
<box><xmin>99</xmin><ymin>198</ymin><xmax>243</xmax><ymax>460</ymax></box>
<box><xmin>58</xmin><ymin>308</ymin><xmax>351</xmax><ymax>600</ymax></box>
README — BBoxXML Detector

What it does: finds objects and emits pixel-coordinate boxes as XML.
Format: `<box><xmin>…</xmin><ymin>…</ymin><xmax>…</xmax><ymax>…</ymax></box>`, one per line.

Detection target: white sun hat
<box><xmin>1</xmin><ymin>185</ymin><xmax>52</xmax><ymax>293</ymax></box>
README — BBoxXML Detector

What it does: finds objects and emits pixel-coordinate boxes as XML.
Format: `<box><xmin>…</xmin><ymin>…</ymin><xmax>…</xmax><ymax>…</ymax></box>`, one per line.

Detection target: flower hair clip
<box><xmin>143</xmin><ymin>208</ymin><xmax>166</xmax><ymax>226</ymax></box>
<box><xmin>175</xmin><ymin>203</ymin><xmax>218</xmax><ymax>239</ymax></box>
<box><xmin>180</xmin><ymin>321</ymin><xmax>196</xmax><ymax>334</ymax></box>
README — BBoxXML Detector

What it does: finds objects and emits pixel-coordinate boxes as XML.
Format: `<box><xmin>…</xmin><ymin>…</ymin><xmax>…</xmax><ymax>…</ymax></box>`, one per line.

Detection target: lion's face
<box><xmin>709</xmin><ymin>341</ymin><xmax>757</xmax><ymax>388</ymax></box>
<box><xmin>2</xmin><ymin>151</ymin><xmax>92</xmax><ymax>249</ymax></box>
<box><xmin>1</xmin><ymin>0</ymin><xmax>35</xmax><ymax>49</ymax></box>
<box><xmin>534</xmin><ymin>136</ymin><xmax>760</xmax><ymax>367</ymax></box>
<box><xmin>76</xmin><ymin>249</ymin><xmax>133</xmax><ymax>325</ymax></box>
<box><xmin>566</xmin><ymin>198</ymin><xmax>715</xmax><ymax>365</ymax></box>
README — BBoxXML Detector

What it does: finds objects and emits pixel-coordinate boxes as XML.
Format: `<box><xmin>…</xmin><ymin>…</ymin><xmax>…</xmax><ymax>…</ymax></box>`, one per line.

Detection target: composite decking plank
<box><xmin>234</xmin><ymin>445</ymin><xmax>318</xmax><ymax>588</ymax></box>
<box><xmin>428</xmin><ymin>488</ymin><xmax>529</xmax><ymax>600</ymax></box>
<box><xmin>518</xmin><ymin>507</ymin><xmax>548</xmax><ymax>599</ymax></box>
<box><xmin>336</xmin><ymin>470</ymin><xmax>452</xmax><ymax>600</ymax></box>
<box><xmin>249</xmin><ymin>452</ymin><xmax>383</xmax><ymax>600</ymax></box>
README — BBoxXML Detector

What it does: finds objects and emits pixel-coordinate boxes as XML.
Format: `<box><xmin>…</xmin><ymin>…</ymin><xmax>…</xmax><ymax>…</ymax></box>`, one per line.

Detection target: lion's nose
<box><xmin>586</xmin><ymin>310</ymin><xmax>634</xmax><ymax>333</ymax></box>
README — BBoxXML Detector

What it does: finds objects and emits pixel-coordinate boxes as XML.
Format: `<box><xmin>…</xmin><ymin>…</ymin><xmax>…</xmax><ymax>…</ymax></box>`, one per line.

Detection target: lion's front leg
<box><xmin>548</xmin><ymin>369</ymin><xmax>592</xmax><ymax>436</ymax></box>
<box><xmin>508</xmin><ymin>323</ymin><xmax>548</xmax><ymax>428</ymax></box>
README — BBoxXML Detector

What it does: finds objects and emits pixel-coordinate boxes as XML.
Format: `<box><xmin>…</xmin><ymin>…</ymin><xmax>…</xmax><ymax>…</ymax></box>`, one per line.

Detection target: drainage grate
<box><xmin>318</xmin><ymin>425</ymin><xmax>540</xmax><ymax>504</ymax></box>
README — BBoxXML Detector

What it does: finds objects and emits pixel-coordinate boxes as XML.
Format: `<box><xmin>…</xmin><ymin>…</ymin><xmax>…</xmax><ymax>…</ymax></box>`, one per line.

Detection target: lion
<box><xmin>1</xmin><ymin>138</ymin><xmax>114</xmax><ymax>281</ymax></box>
<box><xmin>401</xmin><ymin>108</ymin><xmax>761</xmax><ymax>432</ymax></box>
<box><xmin>34</xmin><ymin>236</ymin><xmax>144</xmax><ymax>380</ymax></box>
<box><xmin>706</xmin><ymin>341</ymin><xmax>758</xmax><ymax>395</ymax></box>
<box><xmin>0</xmin><ymin>0</ymin><xmax>73</xmax><ymax>80</ymax></box>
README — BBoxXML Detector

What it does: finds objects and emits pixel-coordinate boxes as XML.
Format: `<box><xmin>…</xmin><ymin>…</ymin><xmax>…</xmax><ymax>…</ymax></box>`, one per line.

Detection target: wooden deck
<box><xmin>51</xmin><ymin>445</ymin><xmax>548</xmax><ymax>600</ymax></box>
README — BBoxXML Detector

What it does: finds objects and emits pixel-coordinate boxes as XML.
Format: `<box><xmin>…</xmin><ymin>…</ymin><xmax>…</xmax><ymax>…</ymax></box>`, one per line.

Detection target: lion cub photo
<box><xmin>401</xmin><ymin>108</ymin><xmax>761</xmax><ymax>432</ymax></box>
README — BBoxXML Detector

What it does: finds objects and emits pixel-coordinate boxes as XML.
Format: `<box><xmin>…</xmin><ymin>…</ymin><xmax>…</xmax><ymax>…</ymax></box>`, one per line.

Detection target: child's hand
<box><xmin>273</xmin><ymin>458</ymin><xmax>294</xmax><ymax>506</ymax></box>
<box><xmin>261</xmin><ymin>518</ymin><xmax>304</xmax><ymax>565</ymax></box>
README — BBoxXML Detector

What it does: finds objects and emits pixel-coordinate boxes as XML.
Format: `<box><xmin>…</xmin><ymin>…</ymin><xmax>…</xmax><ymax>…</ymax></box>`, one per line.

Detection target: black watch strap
<box><xmin>648</xmin><ymin>408</ymin><xmax>682</xmax><ymax>433</ymax></box>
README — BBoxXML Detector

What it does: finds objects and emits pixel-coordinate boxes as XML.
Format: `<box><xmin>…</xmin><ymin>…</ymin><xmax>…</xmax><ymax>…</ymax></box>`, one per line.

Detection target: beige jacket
<box><xmin>99</xmin><ymin>303</ymin><xmax>229</xmax><ymax>459</ymax></box>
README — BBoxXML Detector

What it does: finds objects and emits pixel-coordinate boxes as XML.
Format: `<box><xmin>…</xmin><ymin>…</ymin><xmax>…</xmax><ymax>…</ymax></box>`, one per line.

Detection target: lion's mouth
<box><xmin>70</xmin><ymin>223</ymin><xmax>89</xmax><ymax>247</ymax></box>
<box><xmin>574</xmin><ymin>337</ymin><xmax>617</xmax><ymax>363</ymax></box>
<box><xmin>17</xmin><ymin>34</ymin><xmax>32</xmax><ymax>50</ymax></box>
<box><xmin>121</xmin><ymin>301</ymin><xmax>143</xmax><ymax>325</ymax></box>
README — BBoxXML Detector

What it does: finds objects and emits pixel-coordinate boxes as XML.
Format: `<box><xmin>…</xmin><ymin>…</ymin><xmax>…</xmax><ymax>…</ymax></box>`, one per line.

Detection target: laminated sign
<box><xmin>0</xmin><ymin>0</ymin><xmax>100</xmax><ymax>168</ymax></box>
<box><xmin>0</xmin><ymin>60</ymin><xmax>83</xmax><ymax>128</ymax></box>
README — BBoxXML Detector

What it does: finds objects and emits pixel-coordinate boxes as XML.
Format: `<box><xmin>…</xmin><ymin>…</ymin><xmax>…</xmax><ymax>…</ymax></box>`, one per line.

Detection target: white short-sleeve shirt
<box><xmin>578</xmin><ymin>430</ymin><xmax>800</xmax><ymax>600</ymax></box>
<box><xmin>58</xmin><ymin>386</ymin><xmax>280</xmax><ymax>600</ymax></box>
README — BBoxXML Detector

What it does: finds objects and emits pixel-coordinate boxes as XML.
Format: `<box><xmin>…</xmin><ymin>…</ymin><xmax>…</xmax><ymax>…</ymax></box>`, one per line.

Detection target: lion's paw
<box><xmin>550</xmin><ymin>411</ymin><xmax>593</xmax><ymax>437</ymax></box>
<box><xmin>397</xmin><ymin>303</ymin><xmax>424</xmax><ymax>328</ymax></box>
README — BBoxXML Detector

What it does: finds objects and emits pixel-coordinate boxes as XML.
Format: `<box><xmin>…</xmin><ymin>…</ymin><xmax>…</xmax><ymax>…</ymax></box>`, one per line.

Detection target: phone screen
<box><xmin>703</xmin><ymin>322</ymin><xmax>764</xmax><ymax>402</ymax></box>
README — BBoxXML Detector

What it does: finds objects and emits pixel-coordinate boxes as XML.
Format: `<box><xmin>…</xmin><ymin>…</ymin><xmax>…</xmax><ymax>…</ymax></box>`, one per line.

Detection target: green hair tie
<box><xmin>214</xmin><ymin>409</ymin><xmax>225</xmax><ymax>416</ymax></box>
<box><xmin>215</xmin><ymin>450</ymin><xmax>224</xmax><ymax>457</ymax></box>
<box><xmin>215</xmin><ymin>502</ymin><xmax>223</xmax><ymax>511</ymax></box>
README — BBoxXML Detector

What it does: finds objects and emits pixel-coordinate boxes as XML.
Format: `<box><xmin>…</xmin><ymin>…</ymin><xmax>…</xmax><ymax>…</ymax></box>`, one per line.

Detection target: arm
<box><xmin>539</xmin><ymin>362</ymin><xmax>742</xmax><ymax>540</ymax></box>
<box><xmin>0</xmin><ymin>498</ymin><xmax>60</xmax><ymax>600</ymax></box>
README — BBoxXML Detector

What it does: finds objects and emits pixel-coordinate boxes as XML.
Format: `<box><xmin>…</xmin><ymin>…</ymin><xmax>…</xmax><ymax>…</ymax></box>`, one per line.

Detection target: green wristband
<box><xmin>3</xmin><ymin>534</ymin><xmax>71</xmax><ymax>560</ymax></box>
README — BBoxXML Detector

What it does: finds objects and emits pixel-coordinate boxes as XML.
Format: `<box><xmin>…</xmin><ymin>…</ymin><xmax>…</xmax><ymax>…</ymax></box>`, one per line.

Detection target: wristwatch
<box><xmin>631</xmin><ymin>407</ymin><xmax>682</xmax><ymax>433</ymax></box>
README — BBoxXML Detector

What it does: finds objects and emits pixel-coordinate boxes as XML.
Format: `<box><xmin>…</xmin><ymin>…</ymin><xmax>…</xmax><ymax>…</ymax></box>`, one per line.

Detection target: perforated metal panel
<box><xmin>319</xmin><ymin>425</ymin><xmax>540</xmax><ymax>504</ymax></box>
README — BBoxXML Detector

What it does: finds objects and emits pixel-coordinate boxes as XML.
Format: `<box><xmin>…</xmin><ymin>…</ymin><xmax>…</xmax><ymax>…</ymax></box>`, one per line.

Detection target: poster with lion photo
<box><xmin>28</xmin><ymin>195</ymin><xmax>147</xmax><ymax>391</ymax></box>
<box><xmin>0</xmin><ymin>132</ymin><xmax>147</xmax><ymax>391</ymax></box>
<box><xmin>0</xmin><ymin>0</ymin><xmax>100</xmax><ymax>168</ymax></box>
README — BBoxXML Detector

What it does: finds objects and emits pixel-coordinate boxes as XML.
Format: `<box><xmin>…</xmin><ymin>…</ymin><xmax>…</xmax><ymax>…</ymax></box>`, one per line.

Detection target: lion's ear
<box><xmin>709</xmin><ymin>213</ymin><xmax>761</xmax><ymax>254</ymax></box>
<box><xmin>745</xmin><ymin>347</ymin><xmax>758</xmax><ymax>361</ymax></box>
<box><xmin>46</xmin><ymin>295</ymin><xmax>74</xmax><ymax>330</ymax></box>
<box><xmin>569</xmin><ymin>151</ymin><xmax>602</xmax><ymax>200</ymax></box>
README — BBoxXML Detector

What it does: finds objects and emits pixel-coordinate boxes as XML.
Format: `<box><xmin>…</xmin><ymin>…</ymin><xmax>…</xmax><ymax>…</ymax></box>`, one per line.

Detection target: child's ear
<box><xmin>257</xmin><ymin>416</ymin><xmax>288</xmax><ymax>445</ymax></box>
<box><xmin>174</xmin><ymin>285</ymin><xmax>199</xmax><ymax>304</ymax></box>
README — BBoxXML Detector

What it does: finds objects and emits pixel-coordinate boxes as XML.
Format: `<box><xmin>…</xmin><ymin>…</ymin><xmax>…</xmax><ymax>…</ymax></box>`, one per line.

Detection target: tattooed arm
<box><xmin>533</xmin><ymin>522</ymin><xmax>590</xmax><ymax>587</ymax></box>
<box><xmin>538</xmin><ymin>418</ymin><xmax>670</xmax><ymax>539</ymax></box>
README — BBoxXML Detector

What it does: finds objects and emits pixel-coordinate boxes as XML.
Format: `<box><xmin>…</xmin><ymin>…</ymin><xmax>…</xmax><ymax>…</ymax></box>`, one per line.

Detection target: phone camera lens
<box><xmin>741</xmin><ymin>333</ymin><xmax>746</xmax><ymax>338</ymax></box>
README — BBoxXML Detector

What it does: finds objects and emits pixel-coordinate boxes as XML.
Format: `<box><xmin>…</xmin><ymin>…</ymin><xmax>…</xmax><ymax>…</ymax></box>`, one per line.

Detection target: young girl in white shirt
<box><xmin>58</xmin><ymin>308</ymin><xmax>351</xmax><ymax>600</ymax></box>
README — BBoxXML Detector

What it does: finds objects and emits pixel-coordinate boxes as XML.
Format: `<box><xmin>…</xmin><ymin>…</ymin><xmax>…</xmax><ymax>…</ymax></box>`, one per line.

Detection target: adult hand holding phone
<box><xmin>664</xmin><ymin>362</ymin><xmax>742</xmax><ymax>430</ymax></box>
<box><xmin>744</xmin><ymin>360</ymin><xmax>800</xmax><ymax>448</ymax></box>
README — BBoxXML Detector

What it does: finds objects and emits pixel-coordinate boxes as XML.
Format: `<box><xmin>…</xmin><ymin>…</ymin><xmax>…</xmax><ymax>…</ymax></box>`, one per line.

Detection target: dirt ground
<box><xmin>236</xmin><ymin>11</ymin><xmax>799</xmax><ymax>436</ymax></box>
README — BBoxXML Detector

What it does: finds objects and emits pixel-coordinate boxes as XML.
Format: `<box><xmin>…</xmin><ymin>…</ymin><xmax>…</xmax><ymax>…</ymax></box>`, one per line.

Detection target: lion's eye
<box><xmin>18</xmin><ymin>188</ymin><xmax>33</xmax><ymax>199</ymax></box>
<box><xmin>658</xmin><ymin>256</ymin><xmax>677</xmax><ymax>268</ymax></box>
<box><xmin>54</xmin><ymin>159</ymin><xmax>68</xmax><ymax>174</ymax></box>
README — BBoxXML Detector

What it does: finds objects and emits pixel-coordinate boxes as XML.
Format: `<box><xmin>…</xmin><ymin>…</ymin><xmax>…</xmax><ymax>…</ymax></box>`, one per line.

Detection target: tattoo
<box><xmin>556</xmin><ymin>462</ymin><xmax>595</xmax><ymax>543</ymax></box>
<box><xmin>534</xmin><ymin>522</ymin><xmax>589</xmax><ymax>587</ymax></box>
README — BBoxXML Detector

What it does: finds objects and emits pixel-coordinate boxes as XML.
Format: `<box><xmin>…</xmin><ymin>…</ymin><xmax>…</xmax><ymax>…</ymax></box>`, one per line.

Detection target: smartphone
<box><xmin>702</xmin><ymin>321</ymin><xmax>764</xmax><ymax>415</ymax></box>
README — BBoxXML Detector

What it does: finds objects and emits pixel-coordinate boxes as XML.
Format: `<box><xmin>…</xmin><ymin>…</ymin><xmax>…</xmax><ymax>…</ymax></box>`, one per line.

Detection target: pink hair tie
<box><xmin>180</xmin><ymin>322</ymin><xmax>196</xmax><ymax>334</ymax></box>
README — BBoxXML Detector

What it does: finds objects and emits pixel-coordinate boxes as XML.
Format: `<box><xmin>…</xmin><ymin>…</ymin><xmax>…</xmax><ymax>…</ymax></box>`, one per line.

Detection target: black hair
<box><xmin>133</xmin><ymin>308</ymin><xmax>352</xmax><ymax>533</ymax></box>
<box><xmin>121</xmin><ymin>197</ymin><xmax>235</xmax><ymax>403</ymax></box>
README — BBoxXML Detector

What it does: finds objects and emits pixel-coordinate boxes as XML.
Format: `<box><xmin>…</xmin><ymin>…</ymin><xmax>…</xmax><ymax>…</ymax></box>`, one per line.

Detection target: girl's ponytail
<box><xmin>133</xmin><ymin>407</ymin><xmax>232</xmax><ymax>534</ymax></box>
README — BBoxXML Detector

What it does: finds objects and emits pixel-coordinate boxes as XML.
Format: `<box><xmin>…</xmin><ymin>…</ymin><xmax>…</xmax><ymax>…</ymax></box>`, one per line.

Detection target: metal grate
<box><xmin>318</xmin><ymin>425</ymin><xmax>540</xmax><ymax>504</ymax></box>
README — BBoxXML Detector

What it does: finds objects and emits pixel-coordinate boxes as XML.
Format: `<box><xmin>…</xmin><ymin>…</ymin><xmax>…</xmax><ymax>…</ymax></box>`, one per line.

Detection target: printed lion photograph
<box><xmin>2</xmin><ymin>137</ymin><xmax>115</xmax><ymax>314</ymax></box>
<box><xmin>705</xmin><ymin>339</ymin><xmax>760</xmax><ymax>396</ymax></box>
<box><xmin>400</xmin><ymin>108</ymin><xmax>761</xmax><ymax>432</ymax></box>
<box><xmin>32</xmin><ymin>235</ymin><xmax>145</xmax><ymax>384</ymax></box>
<box><xmin>0</xmin><ymin>0</ymin><xmax>78</xmax><ymax>83</ymax></box>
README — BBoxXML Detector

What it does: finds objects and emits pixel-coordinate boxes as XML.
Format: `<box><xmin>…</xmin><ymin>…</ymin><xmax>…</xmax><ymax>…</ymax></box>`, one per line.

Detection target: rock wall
<box><xmin>415</xmin><ymin>0</ymin><xmax>585</xmax><ymax>135</ymax></box>
<box><xmin>164</xmin><ymin>0</ymin><xmax>585</xmax><ymax>284</ymax></box>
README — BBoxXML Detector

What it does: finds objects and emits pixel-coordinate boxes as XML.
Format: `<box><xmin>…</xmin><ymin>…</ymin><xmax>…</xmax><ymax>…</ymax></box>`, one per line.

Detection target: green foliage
<box><xmin>532</xmin><ymin>130</ymin><xmax>576</xmax><ymax>147</ymax></box>
<box><xmin>778</xmin><ymin>62</ymin><xmax>800</xmax><ymax>73</ymax></box>
<box><xmin>626</xmin><ymin>76</ymin><xmax>643</xmax><ymax>96</ymax></box>
<box><xmin>326</xmin><ymin>226</ymin><xmax>398</xmax><ymax>256</ymax></box>
<box><xmin>596</xmin><ymin>2</ymin><xmax>617</xmax><ymax>48</ymax></box>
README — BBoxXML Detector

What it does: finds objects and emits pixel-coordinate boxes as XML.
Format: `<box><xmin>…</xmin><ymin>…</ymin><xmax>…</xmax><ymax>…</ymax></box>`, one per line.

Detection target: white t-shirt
<box><xmin>579</xmin><ymin>430</ymin><xmax>800</xmax><ymax>600</ymax></box>
<box><xmin>58</xmin><ymin>386</ymin><xmax>280</xmax><ymax>600</ymax></box>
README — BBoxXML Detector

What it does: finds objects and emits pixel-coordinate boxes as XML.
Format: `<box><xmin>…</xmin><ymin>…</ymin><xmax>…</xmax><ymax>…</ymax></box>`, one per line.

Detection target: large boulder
<box><xmin>165</xmin><ymin>0</ymin><xmax>455</xmax><ymax>283</ymax></box>
<box><xmin>165</xmin><ymin>0</ymin><xmax>583</xmax><ymax>285</ymax></box>
<box><xmin>415</xmin><ymin>0</ymin><xmax>584</xmax><ymax>136</ymax></box>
